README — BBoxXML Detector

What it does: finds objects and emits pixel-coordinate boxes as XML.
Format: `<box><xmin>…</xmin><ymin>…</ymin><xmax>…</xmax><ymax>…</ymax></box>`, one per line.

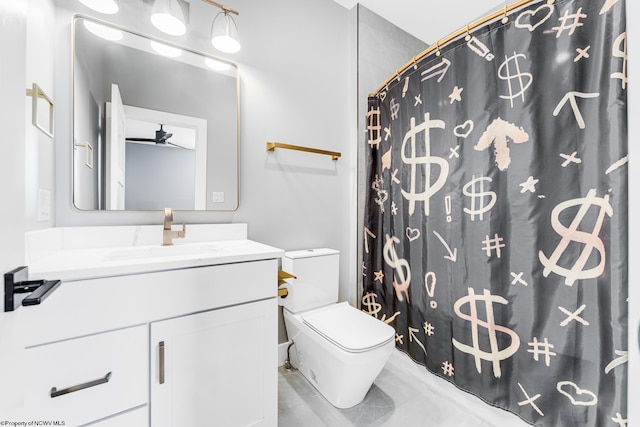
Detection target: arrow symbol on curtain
<box><xmin>408</xmin><ymin>327</ymin><xmax>427</xmax><ymax>356</ymax></box>
<box><xmin>604</xmin><ymin>350</ymin><xmax>628</xmax><ymax>374</ymax></box>
<box><xmin>420</xmin><ymin>58</ymin><xmax>451</xmax><ymax>83</ymax></box>
<box><xmin>553</xmin><ymin>91</ymin><xmax>600</xmax><ymax>129</ymax></box>
<box><xmin>433</xmin><ymin>230</ymin><xmax>457</xmax><ymax>262</ymax></box>
<box><xmin>474</xmin><ymin>118</ymin><xmax>530</xmax><ymax>170</ymax></box>
<box><xmin>600</xmin><ymin>0</ymin><xmax>620</xmax><ymax>15</ymax></box>
<box><xmin>364</xmin><ymin>227</ymin><xmax>376</xmax><ymax>254</ymax></box>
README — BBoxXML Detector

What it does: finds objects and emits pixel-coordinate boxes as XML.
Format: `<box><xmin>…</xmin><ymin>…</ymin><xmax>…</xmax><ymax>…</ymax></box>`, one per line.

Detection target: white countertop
<box><xmin>25</xmin><ymin>224</ymin><xmax>284</xmax><ymax>281</ymax></box>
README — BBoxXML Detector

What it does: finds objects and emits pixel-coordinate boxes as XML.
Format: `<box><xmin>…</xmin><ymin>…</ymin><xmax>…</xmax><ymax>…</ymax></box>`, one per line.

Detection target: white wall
<box><xmin>53</xmin><ymin>0</ymin><xmax>355</xmax><ymax>342</ymax></box>
<box><xmin>73</xmin><ymin>56</ymin><xmax>100</xmax><ymax>209</ymax></box>
<box><xmin>25</xmin><ymin>0</ymin><xmax>56</xmax><ymax>230</ymax></box>
<box><xmin>0</xmin><ymin>1</ymin><xmax>28</xmax><ymax>418</ymax></box>
<box><xmin>0</xmin><ymin>0</ymin><xmax>55</xmax><ymax>417</ymax></box>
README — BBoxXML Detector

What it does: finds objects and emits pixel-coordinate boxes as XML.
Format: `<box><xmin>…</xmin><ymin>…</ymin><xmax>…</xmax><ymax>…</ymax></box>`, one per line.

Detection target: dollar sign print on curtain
<box><xmin>362</xmin><ymin>0</ymin><xmax>627</xmax><ymax>426</ymax></box>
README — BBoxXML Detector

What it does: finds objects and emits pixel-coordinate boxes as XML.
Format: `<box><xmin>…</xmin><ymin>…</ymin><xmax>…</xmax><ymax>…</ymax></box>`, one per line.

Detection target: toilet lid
<box><xmin>302</xmin><ymin>303</ymin><xmax>395</xmax><ymax>353</ymax></box>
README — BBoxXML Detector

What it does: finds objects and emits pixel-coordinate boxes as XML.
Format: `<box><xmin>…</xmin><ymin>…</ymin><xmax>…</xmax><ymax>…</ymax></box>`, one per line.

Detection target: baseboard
<box><xmin>278</xmin><ymin>341</ymin><xmax>291</xmax><ymax>367</ymax></box>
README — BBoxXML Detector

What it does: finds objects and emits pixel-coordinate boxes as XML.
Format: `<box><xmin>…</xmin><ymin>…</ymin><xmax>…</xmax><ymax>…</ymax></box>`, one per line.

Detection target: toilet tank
<box><xmin>281</xmin><ymin>248</ymin><xmax>339</xmax><ymax>313</ymax></box>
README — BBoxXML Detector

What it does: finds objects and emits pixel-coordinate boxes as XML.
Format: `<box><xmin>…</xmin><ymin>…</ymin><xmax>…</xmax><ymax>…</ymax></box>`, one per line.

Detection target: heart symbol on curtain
<box><xmin>515</xmin><ymin>5</ymin><xmax>554</xmax><ymax>32</ymax></box>
<box><xmin>406</xmin><ymin>227</ymin><xmax>421</xmax><ymax>242</ymax></box>
<box><xmin>454</xmin><ymin>120</ymin><xmax>474</xmax><ymax>138</ymax></box>
<box><xmin>556</xmin><ymin>381</ymin><xmax>598</xmax><ymax>406</ymax></box>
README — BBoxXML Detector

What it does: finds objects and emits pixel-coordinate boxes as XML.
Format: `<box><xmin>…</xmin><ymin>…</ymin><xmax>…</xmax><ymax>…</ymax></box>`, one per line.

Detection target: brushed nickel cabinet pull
<box><xmin>50</xmin><ymin>372</ymin><xmax>112</xmax><ymax>398</ymax></box>
<box><xmin>159</xmin><ymin>341</ymin><xmax>165</xmax><ymax>384</ymax></box>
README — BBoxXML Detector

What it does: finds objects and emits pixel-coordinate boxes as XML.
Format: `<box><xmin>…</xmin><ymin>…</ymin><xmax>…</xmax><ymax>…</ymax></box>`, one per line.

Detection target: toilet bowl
<box><xmin>281</xmin><ymin>249</ymin><xmax>395</xmax><ymax>409</ymax></box>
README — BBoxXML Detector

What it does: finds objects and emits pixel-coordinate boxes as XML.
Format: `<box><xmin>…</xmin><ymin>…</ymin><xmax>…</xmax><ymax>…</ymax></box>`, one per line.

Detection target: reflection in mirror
<box><xmin>73</xmin><ymin>16</ymin><xmax>239</xmax><ymax>211</ymax></box>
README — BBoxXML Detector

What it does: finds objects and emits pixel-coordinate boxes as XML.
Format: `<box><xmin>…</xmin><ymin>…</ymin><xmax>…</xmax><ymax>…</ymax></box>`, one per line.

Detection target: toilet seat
<box><xmin>301</xmin><ymin>303</ymin><xmax>395</xmax><ymax>353</ymax></box>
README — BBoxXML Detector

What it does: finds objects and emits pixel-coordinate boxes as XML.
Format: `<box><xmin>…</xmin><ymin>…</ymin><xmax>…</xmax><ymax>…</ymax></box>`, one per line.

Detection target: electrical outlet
<box><xmin>212</xmin><ymin>192</ymin><xmax>225</xmax><ymax>203</ymax></box>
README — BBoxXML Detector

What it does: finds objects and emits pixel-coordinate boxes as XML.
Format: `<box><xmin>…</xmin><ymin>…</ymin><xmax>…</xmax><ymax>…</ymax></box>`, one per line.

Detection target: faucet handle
<box><xmin>177</xmin><ymin>224</ymin><xmax>186</xmax><ymax>238</ymax></box>
<box><xmin>163</xmin><ymin>207</ymin><xmax>174</xmax><ymax>223</ymax></box>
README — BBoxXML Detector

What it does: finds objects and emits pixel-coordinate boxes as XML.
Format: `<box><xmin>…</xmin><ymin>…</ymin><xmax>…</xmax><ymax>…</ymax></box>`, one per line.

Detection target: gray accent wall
<box><xmin>356</xmin><ymin>5</ymin><xmax>428</xmax><ymax>306</ymax></box>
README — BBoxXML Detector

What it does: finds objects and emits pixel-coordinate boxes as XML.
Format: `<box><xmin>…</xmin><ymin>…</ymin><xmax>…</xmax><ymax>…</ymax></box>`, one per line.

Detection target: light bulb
<box><xmin>211</xmin><ymin>12</ymin><xmax>241</xmax><ymax>54</ymax></box>
<box><xmin>212</xmin><ymin>35</ymin><xmax>241</xmax><ymax>54</ymax></box>
<box><xmin>151</xmin><ymin>0</ymin><xmax>186</xmax><ymax>36</ymax></box>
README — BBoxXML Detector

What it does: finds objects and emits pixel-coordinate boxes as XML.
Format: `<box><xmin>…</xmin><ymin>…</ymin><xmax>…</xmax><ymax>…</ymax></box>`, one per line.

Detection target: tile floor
<box><xmin>278</xmin><ymin>349</ymin><xmax>531</xmax><ymax>427</ymax></box>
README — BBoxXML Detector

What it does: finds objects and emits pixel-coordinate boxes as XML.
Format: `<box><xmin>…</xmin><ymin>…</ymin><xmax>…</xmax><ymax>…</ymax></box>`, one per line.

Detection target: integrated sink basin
<box><xmin>104</xmin><ymin>243</ymin><xmax>224</xmax><ymax>262</ymax></box>
<box><xmin>25</xmin><ymin>224</ymin><xmax>284</xmax><ymax>281</ymax></box>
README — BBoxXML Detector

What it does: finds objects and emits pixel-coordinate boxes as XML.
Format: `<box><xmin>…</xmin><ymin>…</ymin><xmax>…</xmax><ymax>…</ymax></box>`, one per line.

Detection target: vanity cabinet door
<box><xmin>150</xmin><ymin>298</ymin><xmax>277</xmax><ymax>427</ymax></box>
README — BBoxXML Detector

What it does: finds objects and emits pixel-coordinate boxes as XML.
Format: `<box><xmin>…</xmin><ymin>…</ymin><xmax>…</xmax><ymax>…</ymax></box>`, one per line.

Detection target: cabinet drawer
<box><xmin>82</xmin><ymin>405</ymin><xmax>148</xmax><ymax>426</ymax></box>
<box><xmin>25</xmin><ymin>325</ymin><xmax>148</xmax><ymax>426</ymax></box>
<box><xmin>23</xmin><ymin>259</ymin><xmax>278</xmax><ymax>346</ymax></box>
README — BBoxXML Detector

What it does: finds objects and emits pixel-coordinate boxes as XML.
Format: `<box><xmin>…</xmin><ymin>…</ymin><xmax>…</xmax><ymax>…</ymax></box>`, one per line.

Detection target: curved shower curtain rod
<box><xmin>370</xmin><ymin>0</ymin><xmax>550</xmax><ymax>97</ymax></box>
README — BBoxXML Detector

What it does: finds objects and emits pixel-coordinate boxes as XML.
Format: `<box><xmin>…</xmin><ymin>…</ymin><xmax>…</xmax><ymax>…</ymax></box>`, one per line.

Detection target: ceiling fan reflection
<box><xmin>125</xmin><ymin>124</ymin><xmax>185</xmax><ymax>148</ymax></box>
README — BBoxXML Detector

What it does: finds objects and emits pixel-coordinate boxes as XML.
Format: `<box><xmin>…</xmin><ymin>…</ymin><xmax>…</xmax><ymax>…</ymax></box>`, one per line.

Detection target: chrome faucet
<box><xmin>162</xmin><ymin>208</ymin><xmax>186</xmax><ymax>246</ymax></box>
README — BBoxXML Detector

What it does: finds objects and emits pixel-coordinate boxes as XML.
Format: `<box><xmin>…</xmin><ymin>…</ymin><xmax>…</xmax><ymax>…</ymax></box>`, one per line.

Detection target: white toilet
<box><xmin>282</xmin><ymin>248</ymin><xmax>395</xmax><ymax>409</ymax></box>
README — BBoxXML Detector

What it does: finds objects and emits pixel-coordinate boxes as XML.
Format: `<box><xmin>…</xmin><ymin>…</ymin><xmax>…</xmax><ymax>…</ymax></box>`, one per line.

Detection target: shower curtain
<box><xmin>362</xmin><ymin>0</ymin><xmax>627</xmax><ymax>425</ymax></box>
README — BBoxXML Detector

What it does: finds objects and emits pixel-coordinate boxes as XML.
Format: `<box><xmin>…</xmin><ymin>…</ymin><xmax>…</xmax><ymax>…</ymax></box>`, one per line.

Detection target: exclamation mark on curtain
<box><xmin>445</xmin><ymin>195</ymin><xmax>452</xmax><ymax>222</ymax></box>
<box><xmin>402</xmin><ymin>77</ymin><xmax>409</xmax><ymax>98</ymax></box>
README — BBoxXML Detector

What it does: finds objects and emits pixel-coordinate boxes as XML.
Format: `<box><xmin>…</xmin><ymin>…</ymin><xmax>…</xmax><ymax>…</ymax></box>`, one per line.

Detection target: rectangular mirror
<box><xmin>73</xmin><ymin>16</ymin><xmax>239</xmax><ymax>211</ymax></box>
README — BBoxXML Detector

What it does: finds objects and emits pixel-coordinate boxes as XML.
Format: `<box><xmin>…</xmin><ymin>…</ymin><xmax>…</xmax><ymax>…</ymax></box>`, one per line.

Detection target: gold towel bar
<box><xmin>266</xmin><ymin>142</ymin><xmax>341</xmax><ymax>161</ymax></box>
<box><xmin>26</xmin><ymin>88</ymin><xmax>49</xmax><ymax>100</ymax></box>
<box><xmin>26</xmin><ymin>83</ymin><xmax>54</xmax><ymax>139</ymax></box>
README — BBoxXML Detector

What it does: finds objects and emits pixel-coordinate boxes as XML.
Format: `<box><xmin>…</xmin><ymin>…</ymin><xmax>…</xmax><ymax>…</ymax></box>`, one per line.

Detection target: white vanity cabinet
<box><xmin>21</xmin><ymin>228</ymin><xmax>281</xmax><ymax>427</ymax></box>
<box><xmin>150</xmin><ymin>298</ymin><xmax>276</xmax><ymax>426</ymax></box>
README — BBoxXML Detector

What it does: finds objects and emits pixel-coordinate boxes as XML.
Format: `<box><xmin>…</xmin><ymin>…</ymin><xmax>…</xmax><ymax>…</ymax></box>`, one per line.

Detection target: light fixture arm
<box><xmin>201</xmin><ymin>0</ymin><xmax>239</xmax><ymax>16</ymax></box>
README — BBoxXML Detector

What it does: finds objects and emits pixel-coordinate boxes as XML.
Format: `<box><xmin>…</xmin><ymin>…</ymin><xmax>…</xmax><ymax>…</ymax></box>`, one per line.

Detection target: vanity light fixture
<box><xmin>203</xmin><ymin>0</ymin><xmax>241</xmax><ymax>53</ymax></box>
<box><xmin>77</xmin><ymin>0</ymin><xmax>118</xmax><ymax>14</ymax></box>
<box><xmin>83</xmin><ymin>20</ymin><xmax>123</xmax><ymax>41</ymax></box>
<box><xmin>151</xmin><ymin>0</ymin><xmax>187</xmax><ymax>36</ymax></box>
<box><xmin>150</xmin><ymin>41</ymin><xmax>182</xmax><ymax>58</ymax></box>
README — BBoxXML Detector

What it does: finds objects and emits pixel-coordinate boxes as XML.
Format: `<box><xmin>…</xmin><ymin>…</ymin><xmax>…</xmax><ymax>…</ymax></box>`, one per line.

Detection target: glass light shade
<box><xmin>150</xmin><ymin>41</ymin><xmax>182</xmax><ymax>58</ymax></box>
<box><xmin>151</xmin><ymin>0</ymin><xmax>186</xmax><ymax>36</ymax></box>
<box><xmin>83</xmin><ymin>20</ymin><xmax>123</xmax><ymax>41</ymax></box>
<box><xmin>205</xmin><ymin>57</ymin><xmax>231</xmax><ymax>71</ymax></box>
<box><xmin>211</xmin><ymin>12</ymin><xmax>241</xmax><ymax>53</ymax></box>
<box><xmin>78</xmin><ymin>0</ymin><xmax>118</xmax><ymax>14</ymax></box>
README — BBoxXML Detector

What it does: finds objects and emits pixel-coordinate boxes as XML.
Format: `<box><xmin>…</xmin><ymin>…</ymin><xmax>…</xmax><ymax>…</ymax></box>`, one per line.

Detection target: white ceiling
<box><xmin>333</xmin><ymin>0</ymin><xmax>508</xmax><ymax>44</ymax></box>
